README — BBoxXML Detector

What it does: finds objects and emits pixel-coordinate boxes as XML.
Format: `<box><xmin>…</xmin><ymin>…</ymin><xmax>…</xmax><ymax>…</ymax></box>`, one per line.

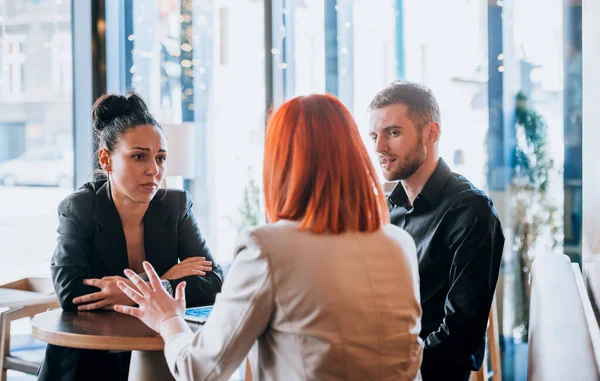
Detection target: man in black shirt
<box><xmin>368</xmin><ymin>81</ymin><xmax>504</xmax><ymax>381</ymax></box>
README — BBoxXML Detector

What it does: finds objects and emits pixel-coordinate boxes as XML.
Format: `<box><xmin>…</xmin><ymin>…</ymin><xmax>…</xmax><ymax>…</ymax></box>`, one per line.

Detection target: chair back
<box><xmin>471</xmin><ymin>295</ymin><xmax>502</xmax><ymax>381</ymax></box>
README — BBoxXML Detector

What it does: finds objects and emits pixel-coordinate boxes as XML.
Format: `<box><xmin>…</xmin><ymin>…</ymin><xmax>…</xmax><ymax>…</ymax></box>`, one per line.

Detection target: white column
<box><xmin>72</xmin><ymin>0</ymin><xmax>94</xmax><ymax>188</ymax></box>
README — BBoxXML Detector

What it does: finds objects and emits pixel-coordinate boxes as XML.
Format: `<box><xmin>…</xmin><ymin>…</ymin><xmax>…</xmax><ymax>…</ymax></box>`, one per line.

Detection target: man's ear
<box><xmin>98</xmin><ymin>148</ymin><xmax>111</xmax><ymax>172</ymax></box>
<box><xmin>424</xmin><ymin>122</ymin><xmax>440</xmax><ymax>146</ymax></box>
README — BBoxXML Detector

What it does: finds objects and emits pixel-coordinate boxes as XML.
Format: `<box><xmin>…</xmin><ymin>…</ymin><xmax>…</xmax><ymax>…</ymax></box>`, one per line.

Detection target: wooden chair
<box><xmin>471</xmin><ymin>296</ymin><xmax>502</xmax><ymax>381</ymax></box>
<box><xmin>0</xmin><ymin>277</ymin><xmax>58</xmax><ymax>381</ymax></box>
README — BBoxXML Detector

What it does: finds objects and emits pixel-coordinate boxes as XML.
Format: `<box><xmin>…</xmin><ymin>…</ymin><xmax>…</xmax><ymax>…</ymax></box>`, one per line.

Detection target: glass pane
<box><xmin>128</xmin><ymin>0</ymin><xmax>265</xmax><ymax>261</ymax></box>
<box><xmin>0</xmin><ymin>0</ymin><xmax>74</xmax><ymax>285</ymax></box>
<box><xmin>272</xmin><ymin>0</ymin><xmax>325</xmax><ymax>103</ymax></box>
<box><xmin>403</xmin><ymin>0</ymin><xmax>489</xmax><ymax>189</ymax></box>
<box><xmin>211</xmin><ymin>0</ymin><xmax>266</xmax><ymax>260</ymax></box>
<box><xmin>352</xmin><ymin>0</ymin><xmax>399</xmax><ymax>182</ymax></box>
<box><xmin>293</xmin><ymin>0</ymin><xmax>325</xmax><ymax>95</ymax></box>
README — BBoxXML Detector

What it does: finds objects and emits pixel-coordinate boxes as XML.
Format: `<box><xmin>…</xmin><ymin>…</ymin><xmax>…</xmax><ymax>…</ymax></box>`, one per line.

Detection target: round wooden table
<box><xmin>32</xmin><ymin>309</ymin><xmax>200</xmax><ymax>381</ymax></box>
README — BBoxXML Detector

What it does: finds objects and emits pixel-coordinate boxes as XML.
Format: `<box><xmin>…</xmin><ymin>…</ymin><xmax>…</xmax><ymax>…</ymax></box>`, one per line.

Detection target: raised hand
<box><xmin>114</xmin><ymin>261</ymin><xmax>187</xmax><ymax>334</ymax></box>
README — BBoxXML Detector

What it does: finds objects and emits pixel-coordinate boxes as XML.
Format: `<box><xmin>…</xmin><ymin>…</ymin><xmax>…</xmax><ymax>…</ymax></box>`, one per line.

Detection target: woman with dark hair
<box><xmin>115</xmin><ymin>94</ymin><xmax>423</xmax><ymax>381</ymax></box>
<box><xmin>38</xmin><ymin>93</ymin><xmax>223</xmax><ymax>381</ymax></box>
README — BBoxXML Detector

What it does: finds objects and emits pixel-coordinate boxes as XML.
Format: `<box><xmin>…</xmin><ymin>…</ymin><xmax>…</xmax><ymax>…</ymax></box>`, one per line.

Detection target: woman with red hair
<box><xmin>115</xmin><ymin>95</ymin><xmax>423</xmax><ymax>380</ymax></box>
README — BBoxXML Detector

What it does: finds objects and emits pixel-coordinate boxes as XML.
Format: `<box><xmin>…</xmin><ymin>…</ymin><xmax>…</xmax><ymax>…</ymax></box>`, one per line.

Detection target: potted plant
<box><xmin>510</xmin><ymin>91</ymin><xmax>561</xmax><ymax>341</ymax></box>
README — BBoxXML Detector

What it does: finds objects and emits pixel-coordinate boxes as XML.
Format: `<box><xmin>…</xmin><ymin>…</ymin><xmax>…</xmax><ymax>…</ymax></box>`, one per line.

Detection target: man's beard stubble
<box><xmin>391</xmin><ymin>136</ymin><xmax>426</xmax><ymax>181</ymax></box>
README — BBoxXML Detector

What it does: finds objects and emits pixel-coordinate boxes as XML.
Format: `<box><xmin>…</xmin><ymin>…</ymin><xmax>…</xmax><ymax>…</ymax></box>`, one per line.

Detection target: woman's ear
<box><xmin>98</xmin><ymin>148</ymin><xmax>112</xmax><ymax>172</ymax></box>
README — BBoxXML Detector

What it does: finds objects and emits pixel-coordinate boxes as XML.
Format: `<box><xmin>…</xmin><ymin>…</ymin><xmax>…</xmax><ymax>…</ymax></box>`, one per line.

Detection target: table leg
<box><xmin>128</xmin><ymin>350</ymin><xmax>175</xmax><ymax>381</ymax></box>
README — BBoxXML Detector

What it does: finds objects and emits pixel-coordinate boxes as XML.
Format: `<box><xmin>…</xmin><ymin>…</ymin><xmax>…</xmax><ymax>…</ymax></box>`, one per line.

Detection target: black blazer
<box><xmin>39</xmin><ymin>181</ymin><xmax>222</xmax><ymax>381</ymax></box>
<box><xmin>51</xmin><ymin>180</ymin><xmax>222</xmax><ymax>310</ymax></box>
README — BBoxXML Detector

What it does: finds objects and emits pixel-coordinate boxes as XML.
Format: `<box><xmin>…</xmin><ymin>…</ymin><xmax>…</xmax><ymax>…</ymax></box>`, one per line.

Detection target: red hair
<box><xmin>263</xmin><ymin>94</ymin><xmax>389</xmax><ymax>234</ymax></box>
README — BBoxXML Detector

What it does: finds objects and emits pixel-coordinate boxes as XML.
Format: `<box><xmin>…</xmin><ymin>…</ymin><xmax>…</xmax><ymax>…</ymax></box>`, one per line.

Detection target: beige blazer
<box><xmin>165</xmin><ymin>220</ymin><xmax>423</xmax><ymax>381</ymax></box>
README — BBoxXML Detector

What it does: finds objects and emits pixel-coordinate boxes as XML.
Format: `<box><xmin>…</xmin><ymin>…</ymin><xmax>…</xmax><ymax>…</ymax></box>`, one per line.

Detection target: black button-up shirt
<box><xmin>388</xmin><ymin>159</ymin><xmax>504</xmax><ymax>377</ymax></box>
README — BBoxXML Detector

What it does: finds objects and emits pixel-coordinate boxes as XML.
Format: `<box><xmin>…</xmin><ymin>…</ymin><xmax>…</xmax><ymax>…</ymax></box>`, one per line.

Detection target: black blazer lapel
<box><xmin>143</xmin><ymin>197</ymin><xmax>177</xmax><ymax>276</ymax></box>
<box><xmin>93</xmin><ymin>182</ymin><xmax>129</xmax><ymax>276</ymax></box>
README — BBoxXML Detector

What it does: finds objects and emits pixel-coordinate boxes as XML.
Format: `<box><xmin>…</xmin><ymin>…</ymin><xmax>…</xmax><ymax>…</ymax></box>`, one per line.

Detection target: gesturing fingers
<box><xmin>117</xmin><ymin>280</ymin><xmax>145</xmax><ymax>305</ymax></box>
<box><xmin>143</xmin><ymin>261</ymin><xmax>164</xmax><ymax>293</ymax></box>
<box><xmin>124</xmin><ymin>268</ymin><xmax>152</xmax><ymax>294</ymax></box>
<box><xmin>175</xmin><ymin>282</ymin><xmax>186</xmax><ymax>304</ymax></box>
<box><xmin>114</xmin><ymin>304</ymin><xmax>143</xmax><ymax>319</ymax></box>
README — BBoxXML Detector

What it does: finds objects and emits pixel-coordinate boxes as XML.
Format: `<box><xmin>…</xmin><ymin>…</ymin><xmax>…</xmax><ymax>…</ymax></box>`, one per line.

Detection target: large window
<box><xmin>0</xmin><ymin>0</ymin><xmax>73</xmax><ymax>285</ymax></box>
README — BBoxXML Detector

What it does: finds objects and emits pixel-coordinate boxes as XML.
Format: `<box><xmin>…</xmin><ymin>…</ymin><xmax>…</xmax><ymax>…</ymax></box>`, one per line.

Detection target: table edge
<box><xmin>31</xmin><ymin>318</ymin><xmax>165</xmax><ymax>351</ymax></box>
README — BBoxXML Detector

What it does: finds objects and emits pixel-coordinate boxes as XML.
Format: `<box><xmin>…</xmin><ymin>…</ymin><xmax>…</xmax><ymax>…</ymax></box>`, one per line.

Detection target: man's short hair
<box><xmin>368</xmin><ymin>80</ymin><xmax>441</xmax><ymax>131</ymax></box>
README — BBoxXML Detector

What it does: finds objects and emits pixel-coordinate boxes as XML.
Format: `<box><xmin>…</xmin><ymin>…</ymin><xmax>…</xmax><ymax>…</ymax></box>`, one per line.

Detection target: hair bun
<box><xmin>92</xmin><ymin>94</ymin><xmax>129</xmax><ymax>132</ymax></box>
<box><xmin>125</xmin><ymin>93</ymin><xmax>150</xmax><ymax>114</ymax></box>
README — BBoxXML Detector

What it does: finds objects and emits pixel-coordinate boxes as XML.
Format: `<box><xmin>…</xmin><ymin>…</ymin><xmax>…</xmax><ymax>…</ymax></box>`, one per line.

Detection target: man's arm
<box><xmin>423</xmin><ymin>194</ymin><xmax>505</xmax><ymax>370</ymax></box>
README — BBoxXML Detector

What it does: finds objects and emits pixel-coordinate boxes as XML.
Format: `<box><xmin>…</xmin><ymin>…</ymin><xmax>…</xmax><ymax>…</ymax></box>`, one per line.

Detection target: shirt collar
<box><xmin>388</xmin><ymin>158</ymin><xmax>453</xmax><ymax>208</ymax></box>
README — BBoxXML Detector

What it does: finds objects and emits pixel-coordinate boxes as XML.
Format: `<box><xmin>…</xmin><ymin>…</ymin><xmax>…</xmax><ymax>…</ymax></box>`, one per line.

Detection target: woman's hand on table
<box><xmin>162</xmin><ymin>256</ymin><xmax>213</xmax><ymax>279</ymax></box>
<box><xmin>114</xmin><ymin>261</ymin><xmax>191</xmax><ymax>340</ymax></box>
<box><xmin>73</xmin><ymin>276</ymin><xmax>138</xmax><ymax>311</ymax></box>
